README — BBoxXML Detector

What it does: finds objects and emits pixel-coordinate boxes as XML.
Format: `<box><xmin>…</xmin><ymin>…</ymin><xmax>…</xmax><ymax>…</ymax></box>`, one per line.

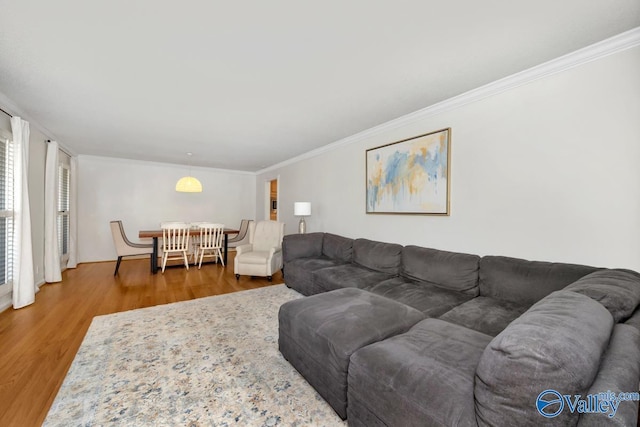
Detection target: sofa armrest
<box><xmin>269</xmin><ymin>246</ymin><xmax>282</xmax><ymax>257</ymax></box>
<box><xmin>475</xmin><ymin>291</ymin><xmax>614</xmax><ymax>426</ymax></box>
<box><xmin>236</xmin><ymin>244</ymin><xmax>253</xmax><ymax>256</ymax></box>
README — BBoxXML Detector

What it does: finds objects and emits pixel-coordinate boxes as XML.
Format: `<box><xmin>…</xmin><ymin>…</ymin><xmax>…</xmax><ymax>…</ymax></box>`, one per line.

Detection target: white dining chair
<box><xmin>196</xmin><ymin>223</ymin><xmax>225</xmax><ymax>268</ymax></box>
<box><xmin>189</xmin><ymin>222</ymin><xmax>206</xmax><ymax>262</ymax></box>
<box><xmin>161</xmin><ymin>222</ymin><xmax>190</xmax><ymax>272</ymax></box>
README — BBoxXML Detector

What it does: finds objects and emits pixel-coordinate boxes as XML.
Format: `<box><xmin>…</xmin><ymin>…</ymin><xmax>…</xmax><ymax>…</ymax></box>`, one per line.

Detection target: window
<box><xmin>0</xmin><ymin>135</ymin><xmax>14</xmax><ymax>287</ymax></box>
<box><xmin>57</xmin><ymin>163</ymin><xmax>70</xmax><ymax>263</ymax></box>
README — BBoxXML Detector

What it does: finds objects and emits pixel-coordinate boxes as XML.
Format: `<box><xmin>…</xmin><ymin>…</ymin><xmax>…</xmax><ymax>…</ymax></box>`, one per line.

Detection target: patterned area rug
<box><xmin>45</xmin><ymin>285</ymin><xmax>346</xmax><ymax>426</ymax></box>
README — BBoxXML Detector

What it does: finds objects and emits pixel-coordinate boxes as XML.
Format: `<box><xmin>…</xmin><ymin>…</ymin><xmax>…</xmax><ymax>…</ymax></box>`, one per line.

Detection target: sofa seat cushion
<box><xmin>438</xmin><ymin>296</ymin><xmax>529</xmax><ymax>337</ymax></box>
<box><xmin>479</xmin><ymin>255</ymin><xmax>598</xmax><ymax>305</ymax></box>
<box><xmin>564</xmin><ymin>269</ymin><xmax>640</xmax><ymax>323</ymax></box>
<box><xmin>475</xmin><ymin>291</ymin><xmax>614</xmax><ymax>427</ymax></box>
<box><xmin>285</xmin><ymin>257</ymin><xmax>347</xmax><ymax>296</ymax></box>
<box><xmin>278</xmin><ymin>288</ymin><xmax>424</xmax><ymax>419</ymax></box>
<box><xmin>366</xmin><ymin>277</ymin><xmax>475</xmax><ymax>317</ymax></box>
<box><xmin>312</xmin><ymin>264</ymin><xmax>395</xmax><ymax>293</ymax></box>
<box><xmin>348</xmin><ymin>318</ymin><xmax>492</xmax><ymax>427</ymax></box>
<box><xmin>401</xmin><ymin>245</ymin><xmax>480</xmax><ymax>295</ymax></box>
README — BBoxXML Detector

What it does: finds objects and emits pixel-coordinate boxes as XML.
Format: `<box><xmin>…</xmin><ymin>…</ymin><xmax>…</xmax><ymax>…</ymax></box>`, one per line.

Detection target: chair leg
<box><xmin>183</xmin><ymin>251</ymin><xmax>189</xmax><ymax>270</ymax></box>
<box><xmin>161</xmin><ymin>252</ymin><xmax>168</xmax><ymax>273</ymax></box>
<box><xmin>114</xmin><ymin>256</ymin><xmax>122</xmax><ymax>276</ymax></box>
<box><xmin>267</xmin><ymin>276</ymin><xmax>272</xmax><ymax>282</ymax></box>
<box><xmin>235</xmin><ymin>274</ymin><xmax>240</xmax><ymax>280</ymax></box>
<box><xmin>198</xmin><ymin>248</ymin><xmax>205</xmax><ymax>269</ymax></box>
<box><xmin>217</xmin><ymin>248</ymin><xmax>225</xmax><ymax>266</ymax></box>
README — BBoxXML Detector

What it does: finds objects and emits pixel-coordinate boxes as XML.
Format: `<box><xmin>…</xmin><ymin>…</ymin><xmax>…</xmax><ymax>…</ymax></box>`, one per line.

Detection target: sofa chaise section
<box><xmin>278</xmin><ymin>288</ymin><xmax>424</xmax><ymax>419</ymax></box>
<box><xmin>348</xmin><ymin>319</ymin><xmax>493</xmax><ymax>427</ymax></box>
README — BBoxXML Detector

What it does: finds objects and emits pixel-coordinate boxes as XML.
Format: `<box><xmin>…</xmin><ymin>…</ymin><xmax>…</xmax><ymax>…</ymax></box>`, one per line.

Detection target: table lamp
<box><xmin>294</xmin><ymin>202</ymin><xmax>311</xmax><ymax>234</ymax></box>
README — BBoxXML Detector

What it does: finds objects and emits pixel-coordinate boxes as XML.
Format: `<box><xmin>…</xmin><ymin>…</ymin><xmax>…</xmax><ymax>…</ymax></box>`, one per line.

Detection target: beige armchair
<box><xmin>234</xmin><ymin>220</ymin><xmax>284</xmax><ymax>281</ymax></box>
<box><xmin>227</xmin><ymin>219</ymin><xmax>252</xmax><ymax>248</ymax></box>
<box><xmin>110</xmin><ymin>220</ymin><xmax>153</xmax><ymax>276</ymax></box>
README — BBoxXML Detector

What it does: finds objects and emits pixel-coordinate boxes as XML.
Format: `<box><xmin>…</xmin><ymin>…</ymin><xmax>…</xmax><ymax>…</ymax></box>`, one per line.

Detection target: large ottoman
<box><xmin>278</xmin><ymin>288</ymin><xmax>425</xmax><ymax>419</ymax></box>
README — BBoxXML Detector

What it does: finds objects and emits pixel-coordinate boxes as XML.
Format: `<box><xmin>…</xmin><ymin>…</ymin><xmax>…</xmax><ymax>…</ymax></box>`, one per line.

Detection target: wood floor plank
<box><xmin>0</xmin><ymin>253</ymin><xmax>280</xmax><ymax>426</ymax></box>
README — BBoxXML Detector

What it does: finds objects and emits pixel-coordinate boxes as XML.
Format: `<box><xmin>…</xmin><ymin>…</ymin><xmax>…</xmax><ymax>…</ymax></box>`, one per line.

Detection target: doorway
<box><xmin>269</xmin><ymin>178</ymin><xmax>278</xmax><ymax>221</ymax></box>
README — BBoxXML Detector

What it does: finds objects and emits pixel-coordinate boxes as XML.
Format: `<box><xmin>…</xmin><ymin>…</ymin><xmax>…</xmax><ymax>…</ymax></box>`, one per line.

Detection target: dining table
<box><xmin>138</xmin><ymin>227</ymin><xmax>240</xmax><ymax>274</ymax></box>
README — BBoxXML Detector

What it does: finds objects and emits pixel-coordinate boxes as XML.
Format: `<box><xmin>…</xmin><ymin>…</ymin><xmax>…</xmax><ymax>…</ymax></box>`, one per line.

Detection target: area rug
<box><xmin>45</xmin><ymin>285</ymin><xmax>346</xmax><ymax>426</ymax></box>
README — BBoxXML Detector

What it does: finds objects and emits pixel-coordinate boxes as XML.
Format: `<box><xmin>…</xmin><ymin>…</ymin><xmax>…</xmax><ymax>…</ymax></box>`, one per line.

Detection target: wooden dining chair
<box><xmin>196</xmin><ymin>223</ymin><xmax>225</xmax><ymax>268</ymax></box>
<box><xmin>161</xmin><ymin>222</ymin><xmax>190</xmax><ymax>272</ymax></box>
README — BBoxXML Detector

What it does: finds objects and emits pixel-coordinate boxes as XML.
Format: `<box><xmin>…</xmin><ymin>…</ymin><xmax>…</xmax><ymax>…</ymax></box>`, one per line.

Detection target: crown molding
<box><xmin>79</xmin><ymin>154</ymin><xmax>257</xmax><ymax>176</ymax></box>
<box><xmin>257</xmin><ymin>26</ymin><xmax>640</xmax><ymax>175</ymax></box>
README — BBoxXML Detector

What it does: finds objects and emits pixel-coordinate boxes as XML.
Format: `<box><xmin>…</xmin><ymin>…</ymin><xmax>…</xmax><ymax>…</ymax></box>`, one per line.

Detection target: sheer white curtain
<box><xmin>10</xmin><ymin>117</ymin><xmax>36</xmax><ymax>309</ymax></box>
<box><xmin>44</xmin><ymin>141</ymin><xmax>61</xmax><ymax>282</ymax></box>
<box><xmin>67</xmin><ymin>156</ymin><xmax>78</xmax><ymax>268</ymax></box>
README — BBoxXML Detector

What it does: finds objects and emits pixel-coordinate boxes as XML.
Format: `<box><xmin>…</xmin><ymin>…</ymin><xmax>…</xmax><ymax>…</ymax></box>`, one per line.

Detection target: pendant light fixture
<box><xmin>175</xmin><ymin>152</ymin><xmax>203</xmax><ymax>193</ymax></box>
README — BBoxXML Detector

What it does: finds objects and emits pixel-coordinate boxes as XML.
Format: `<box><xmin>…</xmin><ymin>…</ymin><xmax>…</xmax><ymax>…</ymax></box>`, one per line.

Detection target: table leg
<box><xmin>224</xmin><ymin>234</ymin><xmax>229</xmax><ymax>266</ymax></box>
<box><xmin>151</xmin><ymin>237</ymin><xmax>158</xmax><ymax>274</ymax></box>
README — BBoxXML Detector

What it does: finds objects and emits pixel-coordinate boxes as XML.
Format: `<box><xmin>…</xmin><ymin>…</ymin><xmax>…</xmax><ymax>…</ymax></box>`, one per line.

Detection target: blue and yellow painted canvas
<box><xmin>366</xmin><ymin>128</ymin><xmax>450</xmax><ymax>214</ymax></box>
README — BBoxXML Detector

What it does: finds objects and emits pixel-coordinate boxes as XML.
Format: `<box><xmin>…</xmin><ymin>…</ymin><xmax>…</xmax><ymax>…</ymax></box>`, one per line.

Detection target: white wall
<box><xmin>257</xmin><ymin>46</ymin><xmax>640</xmax><ymax>271</ymax></box>
<box><xmin>78</xmin><ymin>155</ymin><xmax>256</xmax><ymax>262</ymax></box>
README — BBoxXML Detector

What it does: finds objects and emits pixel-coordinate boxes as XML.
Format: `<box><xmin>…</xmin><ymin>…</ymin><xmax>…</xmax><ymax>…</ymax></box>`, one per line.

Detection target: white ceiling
<box><xmin>0</xmin><ymin>1</ymin><xmax>639</xmax><ymax>171</ymax></box>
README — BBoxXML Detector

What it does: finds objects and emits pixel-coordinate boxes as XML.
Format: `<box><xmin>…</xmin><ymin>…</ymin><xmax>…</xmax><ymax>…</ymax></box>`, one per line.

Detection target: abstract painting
<box><xmin>366</xmin><ymin>128</ymin><xmax>450</xmax><ymax>215</ymax></box>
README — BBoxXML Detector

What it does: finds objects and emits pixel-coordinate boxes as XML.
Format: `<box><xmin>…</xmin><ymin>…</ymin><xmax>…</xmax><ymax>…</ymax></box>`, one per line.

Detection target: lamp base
<box><xmin>298</xmin><ymin>217</ymin><xmax>306</xmax><ymax>234</ymax></box>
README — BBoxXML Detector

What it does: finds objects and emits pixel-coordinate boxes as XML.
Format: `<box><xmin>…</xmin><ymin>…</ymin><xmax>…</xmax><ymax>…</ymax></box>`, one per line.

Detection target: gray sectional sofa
<box><xmin>278</xmin><ymin>232</ymin><xmax>640</xmax><ymax>426</ymax></box>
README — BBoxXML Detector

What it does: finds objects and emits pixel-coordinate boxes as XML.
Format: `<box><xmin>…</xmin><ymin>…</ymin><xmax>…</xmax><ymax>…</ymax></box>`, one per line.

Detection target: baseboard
<box><xmin>0</xmin><ymin>292</ymin><xmax>11</xmax><ymax>313</ymax></box>
<box><xmin>0</xmin><ymin>278</ymin><xmax>54</xmax><ymax>313</ymax></box>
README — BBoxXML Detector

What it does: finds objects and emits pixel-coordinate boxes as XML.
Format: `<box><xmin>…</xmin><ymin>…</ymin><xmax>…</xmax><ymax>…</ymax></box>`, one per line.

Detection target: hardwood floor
<box><xmin>0</xmin><ymin>253</ymin><xmax>281</xmax><ymax>427</ymax></box>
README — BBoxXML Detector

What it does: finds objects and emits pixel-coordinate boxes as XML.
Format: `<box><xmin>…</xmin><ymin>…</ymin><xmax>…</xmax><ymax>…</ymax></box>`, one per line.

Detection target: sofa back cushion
<box><xmin>401</xmin><ymin>245</ymin><xmax>480</xmax><ymax>295</ymax></box>
<box><xmin>564</xmin><ymin>269</ymin><xmax>640</xmax><ymax>323</ymax></box>
<box><xmin>479</xmin><ymin>255</ymin><xmax>598</xmax><ymax>305</ymax></box>
<box><xmin>475</xmin><ymin>291</ymin><xmax>613</xmax><ymax>427</ymax></box>
<box><xmin>353</xmin><ymin>238</ymin><xmax>402</xmax><ymax>275</ymax></box>
<box><xmin>282</xmin><ymin>233</ymin><xmax>324</xmax><ymax>263</ymax></box>
<box><xmin>322</xmin><ymin>233</ymin><xmax>354</xmax><ymax>263</ymax></box>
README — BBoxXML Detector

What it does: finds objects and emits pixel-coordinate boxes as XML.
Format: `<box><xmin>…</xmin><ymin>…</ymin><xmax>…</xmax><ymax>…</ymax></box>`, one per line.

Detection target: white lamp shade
<box><xmin>175</xmin><ymin>176</ymin><xmax>203</xmax><ymax>192</ymax></box>
<box><xmin>294</xmin><ymin>202</ymin><xmax>311</xmax><ymax>216</ymax></box>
